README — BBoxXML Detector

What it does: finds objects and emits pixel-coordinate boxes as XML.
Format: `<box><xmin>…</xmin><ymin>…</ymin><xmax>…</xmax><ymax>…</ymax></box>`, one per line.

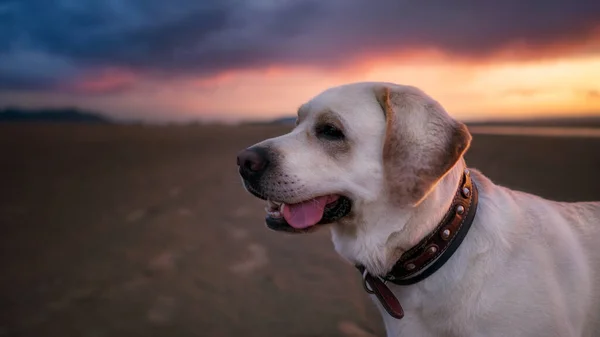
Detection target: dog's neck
<box><xmin>392</xmin><ymin>159</ymin><xmax>466</xmax><ymax>255</ymax></box>
<box><xmin>331</xmin><ymin>159</ymin><xmax>467</xmax><ymax>276</ymax></box>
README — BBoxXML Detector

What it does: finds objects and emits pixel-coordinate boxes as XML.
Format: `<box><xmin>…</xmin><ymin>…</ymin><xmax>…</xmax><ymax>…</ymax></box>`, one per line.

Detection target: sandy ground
<box><xmin>1</xmin><ymin>123</ymin><xmax>599</xmax><ymax>337</ymax></box>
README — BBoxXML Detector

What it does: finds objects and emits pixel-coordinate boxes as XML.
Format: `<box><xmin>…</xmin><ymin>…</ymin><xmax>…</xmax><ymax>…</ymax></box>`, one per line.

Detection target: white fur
<box><xmin>244</xmin><ymin>82</ymin><xmax>600</xmax><ymax>336</ymax></box>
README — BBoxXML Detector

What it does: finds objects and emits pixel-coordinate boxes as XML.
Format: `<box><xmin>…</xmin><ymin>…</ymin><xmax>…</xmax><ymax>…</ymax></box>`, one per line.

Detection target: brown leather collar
<box><xmin>356</xmin><ymin>168</ymin><xmax>479</xmax><ymax>319</ymax></box>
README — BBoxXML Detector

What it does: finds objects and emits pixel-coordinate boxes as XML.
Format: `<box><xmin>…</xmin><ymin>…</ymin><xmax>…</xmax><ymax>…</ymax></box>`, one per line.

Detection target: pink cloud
<box><xmin>63</xmin><ymin>68</ymin><xmax>139</xmax><ymax>94</ymax></box>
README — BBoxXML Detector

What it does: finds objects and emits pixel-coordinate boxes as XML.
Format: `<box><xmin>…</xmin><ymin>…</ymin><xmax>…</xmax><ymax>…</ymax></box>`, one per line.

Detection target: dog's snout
<box><xmin>237</xmin><ymin>147</ymin><xmax>270</xmax><ymax>179</ymax></box>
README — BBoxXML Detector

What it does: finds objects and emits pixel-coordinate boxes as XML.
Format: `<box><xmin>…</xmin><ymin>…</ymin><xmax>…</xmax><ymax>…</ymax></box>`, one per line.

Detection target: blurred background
<box><xmin>1</xmin><ymin>1</ymin><xmax>600</xmax><ymax>336</ymax></box>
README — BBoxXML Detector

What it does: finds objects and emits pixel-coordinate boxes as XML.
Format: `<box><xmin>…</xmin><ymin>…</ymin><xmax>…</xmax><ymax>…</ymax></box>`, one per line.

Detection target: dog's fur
<box><xmin>240</xmin><ymin>82</ymin><xmax>600</xmax><ymax>336</ymax></box>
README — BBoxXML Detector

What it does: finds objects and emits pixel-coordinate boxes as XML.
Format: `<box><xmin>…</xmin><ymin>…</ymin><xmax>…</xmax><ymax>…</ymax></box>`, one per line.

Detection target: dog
<box><xmin>236</xmin><ymin>82</ymin><xmax>600</xmax><ymax>336</ymax></box>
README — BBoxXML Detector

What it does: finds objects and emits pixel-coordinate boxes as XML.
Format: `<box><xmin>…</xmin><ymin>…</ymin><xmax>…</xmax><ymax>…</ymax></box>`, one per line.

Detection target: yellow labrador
<box><xmin>237</xmin><ymin>82</ymin><xmax>600</xmax><ymax>337</ymax></box>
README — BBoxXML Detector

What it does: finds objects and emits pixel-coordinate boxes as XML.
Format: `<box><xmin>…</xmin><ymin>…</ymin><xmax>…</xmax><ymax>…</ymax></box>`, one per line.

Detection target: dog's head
<box><xmin>237</xmin><ymin>82</ymin><xmax>471</xmax><ymax>239</ymax></box>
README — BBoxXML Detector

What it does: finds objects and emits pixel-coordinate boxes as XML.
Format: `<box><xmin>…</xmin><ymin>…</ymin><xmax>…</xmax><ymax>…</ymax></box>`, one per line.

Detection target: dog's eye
<box><xmin>316</xmin><ymin>124</ymin><xmax>345</xmax><ymax>141</ymax></box>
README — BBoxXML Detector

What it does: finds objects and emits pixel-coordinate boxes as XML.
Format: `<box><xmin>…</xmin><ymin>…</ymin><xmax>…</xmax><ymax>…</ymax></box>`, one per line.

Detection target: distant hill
<box><xmin>270</xmin><ymin>117</ymin><xmax>296</xmax><ymax>125</ymax></box>
<box><xmin>240</xmin><ymin>116</ymin><xmax>296</xmax><ymax>126</ymax></box>
<box><xmin>256</xmin><ymin>115</ymin><xmax>600</xmax><ymax>128</ymax></box>
<box><xmin>0</xmin><ymin>107</ymin><xmax>112</xmax><ymax>124</ymax></box>
<box><xmin>465</xmin><ymin>116</ymin><xmax>600</xmax><ymax>128</ymax></box>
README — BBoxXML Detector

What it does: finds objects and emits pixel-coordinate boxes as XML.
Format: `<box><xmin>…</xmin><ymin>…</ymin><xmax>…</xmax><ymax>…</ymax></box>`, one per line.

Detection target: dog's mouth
<box><xmin>263</xmin><ymin>195</ymin><xmax>352</xmax><ymax>233</ymax></box>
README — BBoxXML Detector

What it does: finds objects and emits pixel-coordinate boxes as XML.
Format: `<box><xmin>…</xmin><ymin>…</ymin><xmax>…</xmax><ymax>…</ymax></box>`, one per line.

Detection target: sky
<box><xmin>1</xmin><ymin>0</ymin><xmax>600</xmax><ymax>123</ymax></box>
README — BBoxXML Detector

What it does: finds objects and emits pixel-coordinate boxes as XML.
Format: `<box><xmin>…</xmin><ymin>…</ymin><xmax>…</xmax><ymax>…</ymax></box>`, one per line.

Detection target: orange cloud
<box><xmin>586</xmin><ymin>90</ymin><xmax>600</xmax><ymax>100</ymax></box>
<box><xmin>174</xmin><ymin>51</ymin><xmax>600</xmax><ymax>122</ymax></box>
<box><xmin>66</xmin><ymin>68</ymin><xmax>139</xmax><ymax>94</ymax></box>
<box><xmin>3</xmin><ymin>38</ymin><xmax>600</xmax><ymax>123</ymax></box>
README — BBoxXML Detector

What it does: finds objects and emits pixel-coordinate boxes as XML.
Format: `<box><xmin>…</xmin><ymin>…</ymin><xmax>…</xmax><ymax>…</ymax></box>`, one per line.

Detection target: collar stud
<box><xmin>462</xmin><ymin>187</ymin><xmax>471</xmax><ymax>198</ymax></box>
<box><xmin>441</xmin><ymin>228</ymin><xmax>451</xmax><ymax>240</ymax></box>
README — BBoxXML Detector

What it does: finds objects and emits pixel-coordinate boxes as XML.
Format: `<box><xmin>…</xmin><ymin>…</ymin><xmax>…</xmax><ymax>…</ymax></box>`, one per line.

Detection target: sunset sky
<box><xmin>1</xmin><ymin>0</ymin><xmax>600</xmax><ymax>123</ymax></box>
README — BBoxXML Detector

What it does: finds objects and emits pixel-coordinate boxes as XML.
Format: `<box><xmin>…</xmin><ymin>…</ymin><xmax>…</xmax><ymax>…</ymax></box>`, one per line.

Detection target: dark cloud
<box><xmin>1</xmin><ymin>0</ymin><xmax>600</xmax><ymax>90</ymax></box>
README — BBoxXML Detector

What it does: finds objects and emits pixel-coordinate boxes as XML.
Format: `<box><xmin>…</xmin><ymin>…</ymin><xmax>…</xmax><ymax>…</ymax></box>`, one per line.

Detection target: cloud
<box><xmin>503</xmin><ymin>89</ymin><xmax>541</xmax><ymax>97</ymax></box>
<box><xmin>1</xmin><ymin>0</ymin><xmax>600</xmax><ymax>91</ymax></box>
<box><xmin>63</xmin><ymin>68</ymin><xmax>139</xmax><ymax>94</ymax></box>
<box><xmin>586</xmin><ymin>89</ymin><xmax>600</xmax><ymax>99</ymax></box>
<box><xmin>0</xmin><ymin>48</ymin><xmax>79</xmax><ymax>89</ymax></box>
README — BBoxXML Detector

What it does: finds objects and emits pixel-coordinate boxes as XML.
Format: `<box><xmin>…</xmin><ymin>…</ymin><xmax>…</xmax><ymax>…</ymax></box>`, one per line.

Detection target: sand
<box><xmin>1</xmin><ymin>123</ymin><xmax>599</xmax><ymax>337</ymax></box>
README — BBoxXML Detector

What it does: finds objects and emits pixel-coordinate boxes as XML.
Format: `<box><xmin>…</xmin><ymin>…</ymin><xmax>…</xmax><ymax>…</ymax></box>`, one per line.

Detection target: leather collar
<box><xmin>356</xmin><ymin>168</ymin><xmax>479</xmax><ymax>319</ymax></box>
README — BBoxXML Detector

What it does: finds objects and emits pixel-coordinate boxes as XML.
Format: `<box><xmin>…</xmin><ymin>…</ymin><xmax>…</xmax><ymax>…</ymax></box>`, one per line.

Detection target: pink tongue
<box><xmin>282</xmin><ymin>195</ymin><xmax>340</xmax><ymax>229</ymax></box>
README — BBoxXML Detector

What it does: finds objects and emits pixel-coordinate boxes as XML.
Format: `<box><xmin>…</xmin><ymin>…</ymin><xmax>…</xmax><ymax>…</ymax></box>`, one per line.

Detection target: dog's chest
<box><xmin>373</xmin><ymin>284</ymin><xmax>478</xmax><ymax>337</ymax></box>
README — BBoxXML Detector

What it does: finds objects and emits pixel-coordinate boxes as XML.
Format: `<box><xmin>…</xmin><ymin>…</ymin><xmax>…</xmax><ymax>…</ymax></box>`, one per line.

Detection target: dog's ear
<box><xmin>374</xmin><ymin>85</ymin><xmax>472</xmax><ymax>206</ymax></box>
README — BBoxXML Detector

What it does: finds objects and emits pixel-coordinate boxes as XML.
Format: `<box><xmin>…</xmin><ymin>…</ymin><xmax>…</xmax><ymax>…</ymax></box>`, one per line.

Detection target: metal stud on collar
<box><xmin>441</xmin><ymin>229</ymin><xmax>451</xmax><ymax>240</ymax></box>
<box><xmin>462</xmin><ymin>187</ymin><xmax>471</xmax><ymax>198</ymax></box>
<box><xmin>456</xmin><ymin>205</ymin><xmax>465</xmax><ymax>215</ymax></box>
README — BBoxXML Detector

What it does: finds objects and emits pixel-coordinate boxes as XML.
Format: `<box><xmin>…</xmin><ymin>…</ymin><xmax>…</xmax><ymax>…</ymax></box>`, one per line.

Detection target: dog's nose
<box><xmin>237</xmin><ymin>147</ymin><xmax>269</xmax><ymax>178</ymax></box>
